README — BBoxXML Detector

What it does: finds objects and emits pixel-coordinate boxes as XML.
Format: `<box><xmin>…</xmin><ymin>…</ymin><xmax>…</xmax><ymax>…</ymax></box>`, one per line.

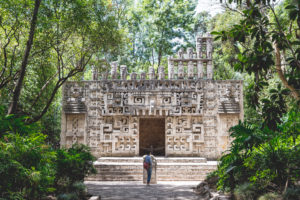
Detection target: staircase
<box><xmin>86</xmin><ymin>157</ymin><xmax>217</xmax><ymax>182</ymax></box>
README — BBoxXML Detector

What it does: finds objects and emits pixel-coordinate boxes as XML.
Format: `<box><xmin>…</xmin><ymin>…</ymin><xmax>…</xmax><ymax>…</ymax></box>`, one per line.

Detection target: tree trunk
<box><xmin>274</xmin><ymin>43</ymin><xmax>300</xmax><ymax>101</ymax></box>
<box><xmin>158</xmin><ymin>49</ymin><xmax>162</xmax><ymax>67</ymax></box>
<box><xmin>8</xmin><ymin>0</ymin><xmax>41</xmax><ymax>114</ymax></box>
<box><xmin>28</xmin><ymin>81</ymin><xmax>63</xmax><ymax>124</ymax></box>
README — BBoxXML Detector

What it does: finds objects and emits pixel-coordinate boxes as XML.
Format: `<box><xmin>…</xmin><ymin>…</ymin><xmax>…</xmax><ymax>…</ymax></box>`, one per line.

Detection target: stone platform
<box><xmin>86</xmin><ymin>157</ymin><xmax>217</xmax><ymax>182</ymax></box>
<box><xmin>85</xmin><ymin>181</ymin><xmax>202</xmax><ymax>200</ymax></box>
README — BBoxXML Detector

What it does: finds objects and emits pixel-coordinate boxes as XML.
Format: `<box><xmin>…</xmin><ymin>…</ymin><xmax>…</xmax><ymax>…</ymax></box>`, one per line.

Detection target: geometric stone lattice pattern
<box><xmin>61</xmin><ymin>34</ymin><xmax>244</xmax><ymax>159</ymax></box>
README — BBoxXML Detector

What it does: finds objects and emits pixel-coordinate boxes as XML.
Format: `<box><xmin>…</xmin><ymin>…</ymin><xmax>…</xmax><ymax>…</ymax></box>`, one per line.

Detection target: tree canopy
<box><xmin>0</xmin><ymin>0</ymin><xmax>300</xmax><ymax>199</ymax></box>
<box><xmin>0</xmin><ymin>0</ymin><xmax>122</xmax><ymax>122</ymax></box>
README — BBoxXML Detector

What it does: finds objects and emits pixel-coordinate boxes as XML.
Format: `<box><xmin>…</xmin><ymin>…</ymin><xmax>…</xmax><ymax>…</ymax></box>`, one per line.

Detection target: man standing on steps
<box><xmin>144</xmin><ymin>151</ymin><xmax>153</xmax><ymax>185</ymax></box>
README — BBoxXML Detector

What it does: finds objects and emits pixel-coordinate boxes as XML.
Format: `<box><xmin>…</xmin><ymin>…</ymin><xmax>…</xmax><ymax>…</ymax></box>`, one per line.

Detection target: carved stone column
<box><xmin>149</xmin><ymin>67</ymin><xmax>155</xmax><ymax>80</ymax></box>
<box><xmin>178</xmin><ymin>48</ymin><xmax>184</xmax><ymax>58</ymax></box>
<box><xmin>196</xmin><ymin>36</ymin><xmax>202</xmax><ymax>58</ymax></box>
<box><xmin>168</xmin><ymin>56</ymin><xmax>174</xmax><ymax>79</ymax></box>
<box><xmin>111</xmin><ymin>61</ymin><xmax>118</xmax><ymax>79</ymax></box>
<box><xmin>92</xmin><ymin>66</ymin><xmax>98</xmax><ymax>80</ymax></box>
<box><xmin>188</xmin><ymin>61</ymin><xmax>194</xmax><ymax>79</ymax></box>
<box><xmin>158</xmin><ymin>66</ymin><xmax>165</xmax><ymax>80</ymax></box>
<box><xmin>130</xmin><ymin>72</ymin><xmax>137</xmax><ymax>80</ymax></box>
<box><xmin>101</xmin><ymin>65</ymin><xmax>108</xmax><ymax>80</ymax></box>
<box><xmin>120</xmin><ymin>65</ymin><xmax>127</xmax><ymax>80</ymax></box>
<box><xmin>178</xmin><ymin>61</ymin><xmax>184</xmax><ymax>79</ymax></box>
<box><xmin>207</xmin><ymin>37</ymin><xmax>213</xmax><ymax>59</ymax></box>
<box><xmin>207</xmin><ymin>61</ymin><xmax>213</xmax><ymax>79</ymax></box>
<box><xmin>187</xmin><ymin>47</ymin><xmax>193</xmax><ymax>59</ymax></box>
<box><xmin>140</xmin><ymin>71</ymin><xmax>146</xmax><ymax>80</ymax></box>
<box><xmin>197</xmin><ymin>61</ymin><xmax>203</xmax><ymax>79</ymax></box>
<box><xmin>101</xmin><ymin>72</ymin><xmax>108</xmax><ymax>80</ymax></box>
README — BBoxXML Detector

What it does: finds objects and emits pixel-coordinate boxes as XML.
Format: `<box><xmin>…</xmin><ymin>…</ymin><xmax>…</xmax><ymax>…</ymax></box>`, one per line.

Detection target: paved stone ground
<box><xmin>85</xmin><ymin>181</ymin><xmax>202</xmax><ymax>200</ymax></box>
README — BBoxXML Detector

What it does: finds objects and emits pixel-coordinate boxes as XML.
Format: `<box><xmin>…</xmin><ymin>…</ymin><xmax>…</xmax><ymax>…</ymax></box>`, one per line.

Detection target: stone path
<box><xmin>85</xmin><ymin>181</ymin><xmax>202</xmax><ymax>200</ymax></box>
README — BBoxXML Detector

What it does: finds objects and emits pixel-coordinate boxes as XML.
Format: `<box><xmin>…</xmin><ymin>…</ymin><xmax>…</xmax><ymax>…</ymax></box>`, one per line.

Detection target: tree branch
<box><xmin>30</xmin><ymin>71</ymin><xmax>59</xmax><ymax>108</ymax></box>
<box><xmin>274</xmin><ymin>43</ymin><xmax>300</xmax><ymax>101</ymax></box>
<box><xmin>268</xmin><ymin>3</ymin><xmax>300</xmax><ymax>69</ymax></box>
<box><xmin>27</xmin><ymin>65</ymin><xmax>89</xmax><ymax>124</ymax></box>
<box><xmin>8</xmin><ymin>0</ymin><xmax>42</xmax><ymax>114</ymax></box>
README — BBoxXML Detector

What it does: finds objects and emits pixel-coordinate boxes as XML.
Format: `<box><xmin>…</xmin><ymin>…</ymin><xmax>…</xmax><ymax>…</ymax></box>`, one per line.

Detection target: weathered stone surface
<box><xmin>42</xmin><ymin>196</ymin><xmax>57</xmax><ymax>200</ymax></box>
<box><xmin>193</xmin><ymin>181</ymin><xmax>212</xmax><ymax>200</ymax></box>
<box><xmin>86</xmin><ymin>157</ymin><xmax>217</xmax><ymax>182</ymax></box>
<box><xmin>60</xmin><ymin>34</ymin><xmax>244</xmax><ymax>159</ymax></box>
<box><xmin>86</xmin><ymin>181</ymin><xmax>206</xmax><ymax>200</ymax></box>
<box><xmin>88</xmin><ymin>196</ymin><xmax>100</xmax><ymax>200</ymax></box>
<box><xmin>211</xmin><ymin>195</ymin><xmax>231</xmax><ymax>200</ymax></box>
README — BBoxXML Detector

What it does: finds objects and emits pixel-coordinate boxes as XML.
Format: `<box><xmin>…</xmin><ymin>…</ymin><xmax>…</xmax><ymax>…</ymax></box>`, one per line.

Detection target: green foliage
<box><xmin>40</xmin><ymin>102</ymin><xmax>61</xmax><ymax>149</ymax></box>
<box><xmin>54</xmin><ymin>145</ymin><xmax>96</xmax><ymax>199</ymax></box>
<box><xmin>57</xmin><ymin>182</ymin><xmax>88</xmax><ymax>200</ymax></box>
<box><xmin>234</xmin><ymin>182</ymin><xmax>257</xmax><ymax>200</ymax></box>
<box><xmin>210</xmin><ymin>10</ymin><xmax>243</xmax><ymax>80</ymax></box>
<box><xmin>216</xmin><ymin>121</ymin><xmax>267</xmax><ymax>192</ymax></box>
<box><xmin>213</xmin><ymin>0</ymin><xmax>300</xmax><ymax>108</ymax></box>
<box><xmin>216</xmin><ymin>109</ymin><xmax>300</xmax><ymax>197</ymax></box>
<box><xmin>0</xmin><ymin>107</ymin><xmax>96</xmax><ymax>199</ymax></box>
<box><xmin>245</xmin><ymin>135</ymin><xmax>300</xmax><ymax>190</ymax></box>
<box><xmin>220</xmin><ymin>0</ymin><xmax>276</xmax><ymax>4</ymax></box>
<box><xmin>261</xmin><ymin>84</ymin><xmax>290</xmax><ymax>130</ymax></box>
<box><xmin>56</xmin><ymin>145</ymin><xmax>96</xmax><ymax>190</ymax></box>
<box><xmin>0</xmin><ymin>0</ymin><xmax>123</xmax><ymax>122</ymax></box>
<box><xmin>0</xmin><ymin>132</ymin><xmax>56</xmax><ymax>200</ymax></box>
<box><xmin>283</xmin><ymin>187</ymin><xmax>300</xmax><ymax>200</ymax></box>
<box><xmin>117</xmin><ymin>0</ymin><xmax>199</xmax><ymax>71</ymax></box>
<box><xmin>258</xmin><ymin>192</ymin><xmax>282</xmax><ymax>200</ymax></box>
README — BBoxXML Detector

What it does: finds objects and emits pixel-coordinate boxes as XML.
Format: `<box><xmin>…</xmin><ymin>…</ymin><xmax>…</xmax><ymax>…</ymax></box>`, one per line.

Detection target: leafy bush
<box><xmin>234</xmin><ymin>182</ymin><xmax>257</xmax><ymax>200</ymax></box>
<box><xmin>54</xmin><ymin>145</ymin><xmax>96</xmax><ymax>200</ymax></box>
<box><xmin>0</xmin><ymin>133</ymin><xmax>56</xmax><ymax>200</ymax></box>
<box><xmin>56</xmin><ymin>145</ymin><xmax>96</xmax><ymax>184</ymax></box>
<box><xmin>244</xmin><ymin>135</ymin><xmax>300</xmax><ymax>191</ymax></box>
<box><xmin>56</xmin><ymin>181</ymin><xmax>89</xmax><ymax>200</ymax></box>
<box><xmin>258</xmin><ymin>193</ymin><xmax>282</xmax><ymax>200</ymax></box>
<box><xmin>0</xmin><ymin>107</ymin><xmax>96</xmax><ymax>199</ymax></box>
<box><xmin>216</xmin><ymin>110</ymin><xmax>300</xmax><ymax>197</ymax></box>
<box><xmin>283</xmin><ymin>187</ymin><xmax>300</xmax><ymax>200</ymax></box>
<box><xmin>216</xmin><ymin>121</ymin><xmax>269</xmax><ymax>192</ymax></box>
<box><xmin>0</xmin><ymin>107</ymin><xmax>40</xmax><ymax>138</ymax></box>
<box><xmin>57</xmin><ymin>193</ymin><xmax>78</xmax><ymax>200</ymax></box>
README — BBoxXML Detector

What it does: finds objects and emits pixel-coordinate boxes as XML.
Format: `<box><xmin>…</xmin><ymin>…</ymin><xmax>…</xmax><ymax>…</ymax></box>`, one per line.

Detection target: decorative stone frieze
<box><xmin>61</xmin><ymin>34</ymin><xmax>244</xmax><ymax>159</ymax></box>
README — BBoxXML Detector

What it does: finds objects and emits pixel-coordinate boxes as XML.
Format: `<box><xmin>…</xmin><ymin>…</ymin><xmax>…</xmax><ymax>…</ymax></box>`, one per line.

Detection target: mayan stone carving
<box><xmin>61</xmin><ymin>34</ymin><xmax>244</xmax><ymax>159</ymax></box>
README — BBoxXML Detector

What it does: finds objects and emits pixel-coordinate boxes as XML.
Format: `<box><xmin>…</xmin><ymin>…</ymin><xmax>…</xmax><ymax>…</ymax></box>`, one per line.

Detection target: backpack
<box><xmin>143</xmin><ymin>162</ymin><xmax>149</xmax><ymax>170</ymax></box>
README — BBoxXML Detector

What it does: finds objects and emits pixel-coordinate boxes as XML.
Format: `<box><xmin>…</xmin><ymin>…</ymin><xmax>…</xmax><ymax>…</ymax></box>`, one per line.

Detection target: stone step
<box><xmin>94</xmin><ymin>164</ymin><xmax>214</xmax><ymax>169</ymax></box>
<box><xmin>94</xmin><ymin>169</ymin><xmax>214</xmax><ymax>174</ymax></box>
<box><xmin>86</xmin><ymin>176</ymin><xmax>142</xmax><ymax>181</ymax></box>
<box><xmin>87</xmin><ymin>176</ymin><xmax>207</xmax><ymax>181</ymax></box>
<box><xmin>157</xmin><ymin>157</ymin><xmax>207</xmax><ymax>163</ymax></box>
<box><xmin>87</xmin><ymin>175</ymin><xmax>207</xmax><ymax>181</ymax></box>
<box><xmin>87</xmin><ymin>157</ymin><xmax>217</xmax><ymax>182</ymax></box>
<box><xmin>88</xmin><ymin>170</ymin><xmax>211</xmax><ymax>176</ymax></box>
<box><xmin>95</xmin><ymin>157</ymin><xmax>207</xmax><ymax>164</ymax></box>
<box><xmin>87</xmin><ymin>174</ymin><xmax>143</xmax><ymax>178</ymax></box>
<box><xmin>157</xmin><ymin>175</ymin><xmax>207</xmax><ymax>180</ymax></box>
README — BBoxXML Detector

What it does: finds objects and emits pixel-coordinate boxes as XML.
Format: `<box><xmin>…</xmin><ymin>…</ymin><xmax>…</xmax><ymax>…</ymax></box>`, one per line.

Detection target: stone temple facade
<box><xmin>60</xmin><ymin>34</ymin><xmax>243</xmax><ymax>159</ymax></box>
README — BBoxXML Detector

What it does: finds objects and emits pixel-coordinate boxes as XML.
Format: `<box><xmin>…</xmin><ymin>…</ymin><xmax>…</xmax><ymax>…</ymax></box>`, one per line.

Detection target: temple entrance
<box><xmin>139</xmin><ymin>118</ymin><xmax>165</xmax><ymax>156</ymax></box>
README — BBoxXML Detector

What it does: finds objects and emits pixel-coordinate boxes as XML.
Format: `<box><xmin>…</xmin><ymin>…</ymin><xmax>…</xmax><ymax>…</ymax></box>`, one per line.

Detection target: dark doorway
<box><xmin>139</xmin><ymin>118</ymin><xmax>165</xmax><ymax>156</ymax></box>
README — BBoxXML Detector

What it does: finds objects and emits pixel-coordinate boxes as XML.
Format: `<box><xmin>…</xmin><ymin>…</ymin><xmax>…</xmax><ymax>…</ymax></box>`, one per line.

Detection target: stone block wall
<box><xmin>60</xmin><ymin>34</ymin><xmax>244</xmax><ymax>159</ymax></box>
<box><xmin>61</xmin><ymin>79</ymin><xmax>243</xmax><ymax>159</ymax></box>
